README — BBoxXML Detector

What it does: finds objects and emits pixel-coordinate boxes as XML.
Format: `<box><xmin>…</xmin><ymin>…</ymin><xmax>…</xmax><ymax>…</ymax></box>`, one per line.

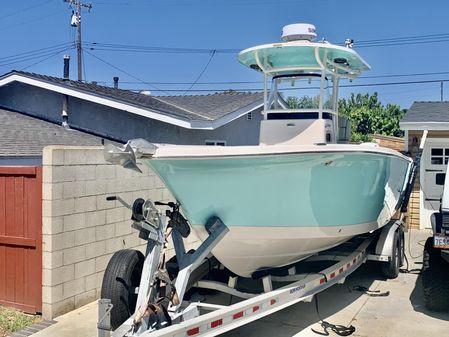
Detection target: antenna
<box><xmin>64</xmin><ymin>0</ymin><xmax>92</xmax><ymax>81</ymax></box>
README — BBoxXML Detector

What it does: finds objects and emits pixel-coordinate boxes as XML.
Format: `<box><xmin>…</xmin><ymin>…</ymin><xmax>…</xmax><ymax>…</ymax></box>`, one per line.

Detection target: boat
<box><xmin>105</xmin><ymin>24</ymin><xmax>413</xmax><ymax>278</ymax></box>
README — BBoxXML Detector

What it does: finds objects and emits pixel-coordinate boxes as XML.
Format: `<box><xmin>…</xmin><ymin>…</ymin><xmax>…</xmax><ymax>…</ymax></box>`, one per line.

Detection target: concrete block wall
<box><xmin>41</xmin><ymin>145</ymin><xmax>198</xmax><ymax>319</ymax></box>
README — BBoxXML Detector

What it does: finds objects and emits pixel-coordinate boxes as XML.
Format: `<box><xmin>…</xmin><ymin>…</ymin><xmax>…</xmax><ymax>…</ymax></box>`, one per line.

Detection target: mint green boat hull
<box><xmin>146</xmin><ymin>152</ymin><xmax>409</xmax><ymax>228</ymax></box>
<box><xmin>144</xmin><ymin>151</ymin><xmax>411</xmax><ymax>276</ymax></box>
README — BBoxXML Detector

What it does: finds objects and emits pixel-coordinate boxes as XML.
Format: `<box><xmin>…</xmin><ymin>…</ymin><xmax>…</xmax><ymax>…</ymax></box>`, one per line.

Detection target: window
<box><xmin>205</xmin><ymin>140</ymin><xmax>226</xmax><ymax>146</ymax></box>
<box><xmin>431</xmin><ymin>148</ymin><xmax>449</xmax><ymax>165</ymax></box>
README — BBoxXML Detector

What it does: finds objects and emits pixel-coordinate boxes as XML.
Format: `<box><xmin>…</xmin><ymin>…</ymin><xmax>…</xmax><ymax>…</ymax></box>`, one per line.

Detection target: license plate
<box><xmin>434</xmin><ymin>234</ymin><xmax>449</xmax><ymax>249</ymax></box>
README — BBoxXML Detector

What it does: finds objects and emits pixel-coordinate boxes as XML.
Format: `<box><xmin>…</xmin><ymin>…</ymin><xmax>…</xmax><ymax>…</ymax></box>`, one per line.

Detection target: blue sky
<box><xmin>1</xmin><ymin>0</ymin><xmax>449</xmax><ymax>108</ymax></box>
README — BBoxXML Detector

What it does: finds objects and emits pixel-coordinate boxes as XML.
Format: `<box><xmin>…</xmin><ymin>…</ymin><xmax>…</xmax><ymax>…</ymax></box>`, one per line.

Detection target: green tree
<box><xmin>338</xmin><ymin>92</ymin><xmax>405</xmax><ymax>142</ymax></box>
<box><xmin>286</xmin><ymin>95</ymin><xmax>319</xmax><ymax>109</ymax></box>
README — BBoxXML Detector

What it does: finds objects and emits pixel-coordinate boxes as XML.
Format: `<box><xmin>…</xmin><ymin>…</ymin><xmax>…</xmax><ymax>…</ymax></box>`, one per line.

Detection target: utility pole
<box><xmin>64</xmin><ymin>0</ymin><xmax>92</xmax><ymax>81</ymax></box>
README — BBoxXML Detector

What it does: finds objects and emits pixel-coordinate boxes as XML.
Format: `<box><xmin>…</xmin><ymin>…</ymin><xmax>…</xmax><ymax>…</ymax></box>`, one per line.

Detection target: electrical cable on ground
<box><xmin>311</xmin><ymin>294</ymin><xmax>356</xmax><ymax>336</ymax></box>
<box><xmin>351</xmin><ymin>286</ymin><xmax>390</xmax><ymax>297</ymax></box>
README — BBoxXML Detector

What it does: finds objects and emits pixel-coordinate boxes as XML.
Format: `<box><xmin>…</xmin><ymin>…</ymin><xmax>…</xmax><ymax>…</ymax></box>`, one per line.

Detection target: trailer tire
<box><xmin>422</xmin><ymin>237</ymin><xmax>449</xmax><ymax>311</ymax></box>
<box><xmin>381</xmin><ymin>230</ymin><xmax>400</xmax><ymax>279</ymax></box>
<box><xmin>101</xmin><ymin>249</ymin><xmax>145</xmax><ymax>330</ymax></box>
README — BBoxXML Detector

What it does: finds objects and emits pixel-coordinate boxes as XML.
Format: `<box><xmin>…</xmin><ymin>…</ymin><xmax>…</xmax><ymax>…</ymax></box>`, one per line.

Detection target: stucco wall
<box><xmin>41</xmin><ymin>146</ymin><xmax>199</xmax><ymax>319</ymax></box>
<box><xmin>0</xmin><ymin>82</ymin><xmax>262</xmax><ymax>146</ymax></box>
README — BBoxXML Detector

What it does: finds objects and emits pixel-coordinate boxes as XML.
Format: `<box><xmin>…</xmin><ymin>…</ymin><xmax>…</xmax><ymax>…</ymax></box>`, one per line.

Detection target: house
<box><xmin>0</xmin><ymin>71</ymin><xmax>263</xmax><ymax>319</ymax></box>
<box><xmin>400</xmin><ymin>101</ymin><xmax>449</xmax><ymax>229</ymax></box>
<box><xmin>0</xmin><ymin>71</ymin><xmax>264</xmax><ymax>146</ymax></box>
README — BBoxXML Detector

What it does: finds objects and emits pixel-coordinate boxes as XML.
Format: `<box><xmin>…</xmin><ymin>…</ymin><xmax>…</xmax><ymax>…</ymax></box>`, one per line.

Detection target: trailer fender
<box><xmin>375</xmin><ymin>220</ymin><xmax>403</xmax><ymax>259</ymax></box>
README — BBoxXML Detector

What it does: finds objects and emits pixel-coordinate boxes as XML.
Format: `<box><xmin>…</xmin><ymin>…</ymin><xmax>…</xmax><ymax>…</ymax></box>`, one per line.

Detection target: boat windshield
<box><xmin>267</xmin><ymin>74</ymin><xmax>334</xmax><ymax>112</ymax></box>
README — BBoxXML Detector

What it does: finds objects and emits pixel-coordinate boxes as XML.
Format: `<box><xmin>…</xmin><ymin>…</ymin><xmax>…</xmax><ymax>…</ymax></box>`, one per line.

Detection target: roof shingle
<box><xmin>3</xmin><ymin>71</ymin><xmax>263</xmax><ymax>122</ymax></box>
<box><xmin>401</xmin><ymin>101</ymin><xmax>449</xmax><ymax>123</ymax></box>
<box><xmin>0</xmin><ymin>108</ymin><xmax>105</xmax><ymax>157</ymax></box>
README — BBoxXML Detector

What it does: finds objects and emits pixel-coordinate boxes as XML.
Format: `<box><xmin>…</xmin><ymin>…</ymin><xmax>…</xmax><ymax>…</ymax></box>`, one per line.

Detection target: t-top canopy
<box><xmin>238</xmin><ymin>40</ymin><xmax>370</xmax><ymax>78</ymax></box>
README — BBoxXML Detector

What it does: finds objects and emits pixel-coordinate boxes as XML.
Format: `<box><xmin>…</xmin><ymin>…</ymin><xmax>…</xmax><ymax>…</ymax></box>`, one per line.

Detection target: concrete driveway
<box><xmin>30</xmin><ymin>229</ymin><xmax>449</xmax><ymax>337</ymax></box>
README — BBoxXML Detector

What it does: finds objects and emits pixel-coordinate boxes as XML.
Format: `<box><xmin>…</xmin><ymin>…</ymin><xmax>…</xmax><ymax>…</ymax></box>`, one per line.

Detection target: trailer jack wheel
<box><xmin>381</xmin><ymin>230</ymin><xmax>401</xmax><ymax>279</ymax></box>
<box><xmin>101</xmin><ymin>249</ymin><xmax>145</xmax><ymax>330</ymax></box>
<box><xmin>422</xmin><ymin>237</ymin><xmax>449</xmax><ymax>311</ymax></box>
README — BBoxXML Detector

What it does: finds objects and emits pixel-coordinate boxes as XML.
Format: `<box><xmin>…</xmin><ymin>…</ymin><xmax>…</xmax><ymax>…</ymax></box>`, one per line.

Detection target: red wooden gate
<box><xmin>0</xmin><ymin>166</ymin><xmax>42</xmax><ymax>313</ymax></box>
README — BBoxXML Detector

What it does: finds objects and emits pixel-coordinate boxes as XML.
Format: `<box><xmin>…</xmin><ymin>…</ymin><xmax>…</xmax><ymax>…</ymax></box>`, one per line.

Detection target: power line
<box><xmin>82</xmin><ymin>30</ymin><xmax>449</xmax><ymax>56</ymax></box>
<box><xmin>0</xmin><ymin>43</ymin><xmax>74</xmax><ymax>62</ymax></box>
<box><xmin>0</xmin><ymin>0</ymin><xmax>55</xmax><ymax>20</ymax></box>
<box><xmin>0</xmin><ymin>45</ymin><xmax>75</xmax><ymax>67</ymax></box>
<box><xmin>121</xmin><ymin>78</ymin><xmax>449</xmax><ymax>93</ymax></box>
<box><xmin>84</xmin><ymin>49</ymin><xmax>168</xmax><ymax>93</ymax></box>
<box><xmin>20</xmin><ymin>48</ymin><xmax>70</xmax><ymax>71</ymax></box>
<box><xmin>103</xmin><ymin>71</ymin><xmax>449</xmax><ymax>86</ymax></box>
<box><xmin>183</xmin><ymin>51</ymin><xmax>216</xmax><ymax>95</ymax></box>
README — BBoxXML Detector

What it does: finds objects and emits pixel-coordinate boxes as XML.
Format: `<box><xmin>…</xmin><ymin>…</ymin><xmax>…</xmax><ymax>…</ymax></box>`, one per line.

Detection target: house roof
<box><xmin>0</xmin><ymin>71</ymin><xmax>263</xmax><ymax>130</ymax></box>
<box><xmin>0</xmin><ymin>108</ymin><xmax>106</xmax><ymax>157</ymax></box>
<box><xmin>400</xmin><ymin>101</ymin><xmax>449</xmax><ymax>131</ymax></box>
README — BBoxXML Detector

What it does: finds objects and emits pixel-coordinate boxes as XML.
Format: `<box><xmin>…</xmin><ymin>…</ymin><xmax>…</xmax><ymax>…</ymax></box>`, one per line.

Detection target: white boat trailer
<box><xmin>97</xmin><ymin>197</ymin><xmax>406</xmax><ymax>337</ymax></box>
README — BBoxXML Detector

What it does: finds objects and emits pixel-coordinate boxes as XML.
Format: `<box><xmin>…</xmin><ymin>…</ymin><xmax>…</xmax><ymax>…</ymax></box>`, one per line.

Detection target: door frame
<box><xmin>420</xmin><ymin>138</ymin><xmax>449</xmax><ymax>229</ymax></box>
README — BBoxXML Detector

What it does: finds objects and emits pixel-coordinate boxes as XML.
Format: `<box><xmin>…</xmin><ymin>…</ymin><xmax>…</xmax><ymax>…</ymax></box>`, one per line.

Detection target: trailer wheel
<box><xmin>422</xmin><ymin>237</ymin><xmax>449</xmax><ymax>311</ymax></box>
<box><xmin>381</xmin><ymin>230</ymin><xmax>400</xmax><ymax>279</ymax></box>
<box><xmin>101</xmin><ymin>249</ymin><xmax>145</xmax><ymax>330</ymax></box>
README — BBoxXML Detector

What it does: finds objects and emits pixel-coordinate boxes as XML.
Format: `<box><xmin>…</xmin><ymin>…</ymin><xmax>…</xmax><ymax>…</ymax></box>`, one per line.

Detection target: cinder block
<box><xmin>51</xmin><ymin>166</ymin><xmax>76</xmax><ymax>183</ymax></box>
<box><xmin>141</xmin><ymin>176</ymin><xmax>156</xmax><ymax>190</ymax></box>
<box><xmin>42</xmin><ymin>216</ymin><xmax>63</xmax><ymax>235</ymax></box>
<box><xmin>96</xmin><ymin>165</ymin><xmax>116</xmax><ymax>180</ymax></box>
<box><xmin>116</xmin><ymin>166</ymin><xmax>133</xmax><ymax>179</ymax></box>
<box><xmin>95</xmin><ymin>254</ymin><xmax>113</xmax><ymax>273</ymax></box>
<box><xmin>46</xmin><ymin>297</ymin><xmax>75</xmax><ymax>320</ymax></box>
<box><xmin>62</xmin><ymin>181</ymin><xmax>86</xmax><ymax>199</ymax></box>
<box><xmin>96</xmin><ymin>195</ymin><xmax>116</xmax><ymax>210</ymax></box>
<box><xmin>44</xmin><ymin>231</ymin><xmax>75</xmax><ymax>252</ymax></box>
<box><xmin>63</xmin><ymin>245</ymin><xmax>86</xmax><ymax>265</ymax></box>
<box><xmin>74</xmin><ymin>227</ymin><xmax>96</xmax><ymax>246</ymax></box>
<box><xmin>42</xmin><ymin>284</ymin><xmax>63</xmax><ymax>304</ymax></box>
<box><xmin>85</xmin><ymin>210</ymin><xmax>106</xmax><ymax>227</ymax></box>
<box><xmin>162</xmin><ymin>188</ymin><xmax>173</xmax><ymax>202</ymax></box>
<box><xmin>42</xmin><ymin>166</ymin><xmax>53</xmax><ymax>184</ymax></box>
<box><xmin>85</xmin><ymin>149</ymin><xmax>105</xmax><ymax>165</ymax></box>
<box><xmin>85</xmin><ymin>271</ymin><xmax>104</xmax><ymax>292</ymax></box>
<box><xmin>43</xmin><ymin>265</ymin><xmax>75</xmax><ymax>287</ymax></box>
<box><xmin>43</xmin><ymin>251</ymin><xmax>63</xmax><ymax>269</ymax></box>
<box><xmin>62</xmin><ymin>277</ymin><xmax>86</xmax><ymax>298</ymax></box>
<box><xmin>154</xmin><ymin>176</ymin><xmax>165</xmax><ymax>189</ymax></box>
<box><xmin>64</xmin><ymin>149</ymin><xmax>87</xmax><ymax>165</ymax></box>
<box><xmin>74</xmin><ymin>196</ymin><xmax>97</xmax><ymax>213</ymax></box>
<box><xmin>114</xmin><ymin>192</ymin><xmax>133</xmax><ymax>208</ymax></box>
<box><xmin>63</xmin><ymin>213</ymin><xmax>86</xmax><ymax>232</ymax></box>
<box><xmin>95</xmin><ymin>224</ymin><xmax>115</xmax><ymax>241</ymax></box>
<box><xmin>74</xmin><ymin>259</ymin><xmax>96</xmax><ymax>278</ymax></box>
<box><xmin>105</xmin><ymin>237</ymin><xmax>125</xmax><ymax>254</ymax></box>
<box><xmin>51</xmin><ymin>198</ymin><xmax>75</xmax><ymax>217</ymax></box>
<box><xmin>42</xmin><ymin>200</ymin><xmax>52</xmax><ymax>218</ymax></box>
<box><xmin>106</xmin><ymin>207</ymin><xmax>125</xmax><ymax>224</ymax></box>
<box><xmin>85</xmin><ymin>240</ymin><xmax>106</xmax><ymax>259</ymax></box>
<box><xmin>43</xmin><ymin>147</ymin><xmax>64</xmax><ymax>166</ymax></box>
<box><xmin>74</xmin><ymin>289</ymin><xmax>97</xmax><ymax>308</ymax></box>
<box><xmin>85</xmin><ymin>180</ymin><xmax>107</xmax><ymax>196</ymax></box>
<box><xmin>43</xmin><ymin>182</ymin><xmax>63</xmax><ymax>200</ymax></box>
<box><xmin>75</xmin><ymin>165</ymin><xmax>96</xmax><ymax>181</ymax></box>
<box><xmin>115</xmin><ymin>221</ymin><xmax>133</xmax><ymax>237</ymax></box>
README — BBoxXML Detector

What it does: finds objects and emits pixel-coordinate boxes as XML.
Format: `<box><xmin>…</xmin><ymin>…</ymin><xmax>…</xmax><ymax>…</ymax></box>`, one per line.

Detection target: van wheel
<box><xmin>422</xmin><ymin>237</ymin><xmax>449</xmax><ymax>311</ymax></box>
<box><xmin>101</xmin><ymin>249</ymin><xmax>144</xmax><ymax>330</ymax></box>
